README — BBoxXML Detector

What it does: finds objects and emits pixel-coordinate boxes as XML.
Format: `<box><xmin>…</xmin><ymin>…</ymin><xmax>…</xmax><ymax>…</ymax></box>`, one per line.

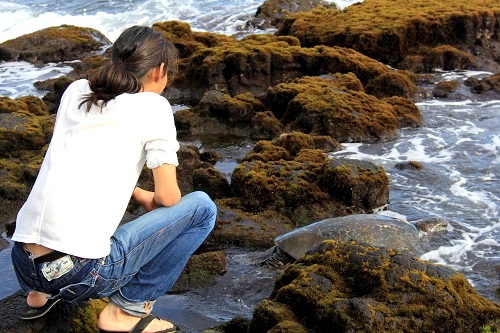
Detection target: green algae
<box><xmin>253</xmin><ymin>240</ymin><xmax>500</xmax><ymax>332</ymax></box>
<box><xmin>0</xmin><ymin>25</ymin><xmax>110</xmax><ymax>64</ymax></box>
<box><xmin>69</xmin><ymin>299</ymin><xmax>107</xmax><ymax>333</ymax></box>
<box><xmin>267</xmin><ymin>76</ymin><xmax>420</xmax><ymax>143</ymax></box>
<box><xmin>231</xmin><ymin>133</ymin><xmax>389</xmax><ymax>225</ymax></box>
<box><xmin>277</xmin><ymin>0</ymin><xmax>500</xmax><ymax>67</ymax></box>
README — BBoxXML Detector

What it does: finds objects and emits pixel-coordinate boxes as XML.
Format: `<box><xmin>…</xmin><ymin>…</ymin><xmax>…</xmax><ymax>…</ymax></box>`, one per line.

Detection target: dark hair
<box><xmin>80</xmin><ymin>25</ymin><xmax>178</xmax><ymax>112</ymax></box>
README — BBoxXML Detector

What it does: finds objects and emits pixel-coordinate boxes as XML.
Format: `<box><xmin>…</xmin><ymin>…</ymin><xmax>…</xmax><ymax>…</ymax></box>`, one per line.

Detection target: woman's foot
<box><xmin>21</xmin><ymin>291</ymin><xmax>60</xmax><ymax>320</ymax></box>
<box><xmin>98</xmin><ymin>302</ymin><xmax>175</xmax><ymax>333</ymax></box>
<box><xmin>27</xmin><ymin>291</ymin><xmax>51</xmax><ymax>307</ymax></box>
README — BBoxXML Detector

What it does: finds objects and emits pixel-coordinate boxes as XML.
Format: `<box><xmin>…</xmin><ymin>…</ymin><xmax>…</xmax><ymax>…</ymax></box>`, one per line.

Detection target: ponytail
<box><xmin>80</xmin><ymin>26</ymin><xmax>178</xmax><ymax>112</ymax></box>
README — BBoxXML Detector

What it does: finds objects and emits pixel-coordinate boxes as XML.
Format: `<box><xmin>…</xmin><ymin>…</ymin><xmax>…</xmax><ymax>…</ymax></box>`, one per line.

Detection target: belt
<box><xmin>33</xmin><ymin>251</ymin><xmax>68</xmax><ymax>264</ymax></box>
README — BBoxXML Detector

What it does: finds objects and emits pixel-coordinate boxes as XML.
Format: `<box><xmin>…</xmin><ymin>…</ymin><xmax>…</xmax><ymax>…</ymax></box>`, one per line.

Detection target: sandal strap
<box><xmin>130</xmin><ymin>314</ymin><xmax>155</xmax><ymax>333</ymax></box>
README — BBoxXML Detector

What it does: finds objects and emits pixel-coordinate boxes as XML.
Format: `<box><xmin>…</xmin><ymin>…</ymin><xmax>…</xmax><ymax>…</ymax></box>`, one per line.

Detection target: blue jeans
<box><xmin>11</xmin><ymin>191</ymin><xmax>216</xmax><ymax>317</ymax></box>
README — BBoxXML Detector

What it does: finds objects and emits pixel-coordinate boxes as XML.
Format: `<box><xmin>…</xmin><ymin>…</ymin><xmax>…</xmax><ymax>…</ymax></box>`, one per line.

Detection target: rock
<box><xmin>0</xmin><ymin>25</ymin><xmax>110</xmax><ymax>65</ymax></box>
<box><xmin>250</xmin><ymin>0</ymin><xmax>335</xmax><ymax>30</ymax></box>
<box><xmin>161</xmin><ymin>24</ymin><xmax>416</xmax><ymax>104</ymax></box>
<box><xmin>171</xmin><ymin>251</ymin><xmax>227</xmax><ymax>292</ymax></box>
<box><xmin>276</xmin><ymin>1</ymin><xmax>500</xmax><ymax>73</ymax></box>
<box><xmin>319</xmin><ymin>158</ymin><xmax>390</xmax><ymax>212</ymax></box>
<box><xmin>249</xmin><ymin>240</ymin><xmax>500</xmax><ymax>333</ymax></box>
<box><xmin>250</xmin><ymin>111</ymin><xmax>285</xmax><ymax>140</ymax></box>
<box><xmin>153</xmin><ymin>20</ymin><xmax>234</xmax><ymax>59</ymax></box>
<box><xmin>207</xmin><ymin>203</ymin><xmax>294</xmax><ymax>250</ymax></box>
<box><xmin>394</xmin><ymin>160</ymin><xmax>424</xmax><ymax>170</ymax></box>
<box><xmin>470</xmin><ymin>73</ymin><xmax>500</xmax><ymax>94</ymax></box>
<box><xmin>0</xmin><ymin>291</ymin><xmax>106</xmax><ymax>333</ymax></box>
<box><xmin>193</xmin><ymin>167</ymin><xmax>232</xmax><ymax>200</ymax></box>
<box><xmin>228</xmin><ymin>133</ymin><xmax>386</xmax><ymax>227</ymax></box>
<box><xmin>266</xmin><ymin>75</ymin><xmax>421</xmax><ymax>143</ymax></box>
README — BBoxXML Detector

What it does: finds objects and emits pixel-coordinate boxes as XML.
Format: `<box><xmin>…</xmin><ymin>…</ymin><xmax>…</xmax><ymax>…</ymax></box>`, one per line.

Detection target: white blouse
<box><xmin>13</xmin><ymin>79</ymin><xmax>179</xmax><ymax>258</ymax></box>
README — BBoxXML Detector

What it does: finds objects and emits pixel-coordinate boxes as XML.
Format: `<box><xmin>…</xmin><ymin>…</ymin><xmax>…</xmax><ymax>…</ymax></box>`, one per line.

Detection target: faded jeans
<box><xmin>11</xmin><ymin>191</ymin><xmax>217</xmax><ymax>317</ymax></box>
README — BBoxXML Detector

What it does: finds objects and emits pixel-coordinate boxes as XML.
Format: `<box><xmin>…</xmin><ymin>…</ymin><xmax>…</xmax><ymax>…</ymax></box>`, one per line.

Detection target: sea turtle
<box><xmin>260</xmin><ymin>214</ymin><xmax>421</xmax><ymax>267</ymax></box>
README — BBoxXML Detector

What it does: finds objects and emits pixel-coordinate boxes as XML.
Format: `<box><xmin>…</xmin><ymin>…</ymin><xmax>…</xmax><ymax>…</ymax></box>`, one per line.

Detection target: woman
<box><xmin>10</xmin><ymin>25</ymin><xmax>216</xmax><ymax>333</ymax></box>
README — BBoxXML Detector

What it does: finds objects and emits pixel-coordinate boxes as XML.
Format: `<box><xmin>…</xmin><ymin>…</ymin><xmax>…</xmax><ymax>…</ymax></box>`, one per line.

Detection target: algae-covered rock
<box><xmin>433</xmin><ymin>79</ymin><xmax>461</xmax><ymax>98</ymax></box>
<box><xmin>153</xmin><ymin>20</ymin><xmax>234</xmax><ymax>59</ymax></box>
<box><xmin>0</xmin><ymin>25</ymin><xmax>110</xmax><ymax>64</ymax></box>
<box><xmin>250</xmin><ymin>240</ymin><xmax>500</xmax><ymax>333</ymax></box>
<box><xmin>171</xmin><ymin>251</ymin><xmax>227</xmax><ymax>292</ymax></box>
<box><xmin>250</xmin><ymin>111</ymin><xmax>285</xmax><ymax>140</ymax></box>
<box><xmin>277</xmin><ymin>0</ymin><xmax>500</xmax><ymax>72</ymax></box>
<box><xmin>208</xmin><ymin>202</ymin><xmax>294</xmax><ymax>250</ymax></box>
<box><xmin>266</xmin><ymin>76</ymin><xmax>421</xmax><ymax>143</ymax></box>
<box><xmin>0</xmin><ymin>95</ymin><xmax>53</xmax><ymax>159</ymax></box>
<box><xmin>243</xmin><ymin>132</ymin><xmax>340</xmax><ymax>163</ymax></box>
<box><xmin>250</xmin><ymin>0</ymin><xmax>335</xmax><ymax>30</ymax></box>
<box><xmin>192</xmin><ymin>167</ymin><xmax>232</xmax><ymax>199</ymax></box>
<box><xmin>174</xmin><ymin>91</ymin><xmax>261</xmax><ymax>137</ymax></box>
<box><xmin>166</xmin><ymin>25</ymin><xmax>416</xmax><ymax>104</ymax></box>
<box><xmin>470</xmin><ymin>73</ymin><xmax>500</xmax><ymax>94</ymax></box>
<box><xmin>228</xmin><ymin>133</ymin><xmax>384</xmax><ymax>226</ymax></box>
<box><xmin>319</xmin><ymin>158</ymin><xmax>389</xmax><ymax>212</ymax></box>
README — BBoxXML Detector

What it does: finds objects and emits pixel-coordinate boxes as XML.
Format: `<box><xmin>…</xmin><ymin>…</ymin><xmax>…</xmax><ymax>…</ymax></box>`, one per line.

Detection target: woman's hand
<box><xmin>132</xmin><ymin>187</ymin><xmax>157</xmax><ymax>212</ymax></box>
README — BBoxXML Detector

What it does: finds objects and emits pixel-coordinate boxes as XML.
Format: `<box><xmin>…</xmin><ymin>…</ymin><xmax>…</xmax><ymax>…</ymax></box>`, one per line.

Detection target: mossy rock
<box><xmin>153</xmin><ymin>20</ymin><xmax>234</xmax><ymax>59</ymax></box>
<box><xmin>250</xmin><ymin>240</ymin><xmax>500</xmax><ymax>333</ymax></box>
<box><xmin>0</xmin><ymin>25</ymin><xmax>110</xmax><ymax>64</ymax></box>
<box><xmin>193</xmin><ymin>167</ymin><xmax>232</xmax><ymax>199</ymax></box>
<box><xmin>243</xmin><ymin>132</ymin><xmax>340</xmax><ymax>163</ymax></box>
<box><xmin>276</xmin><ymin>0</ymin><xmax>500</xmax><ymax>71</ymax></box>
<box><xmin>470</xmin><ymin>73</ymin><xmax>500</xmax><ymax>94</ymax></box>
<box><xmin>266</xmin><ymin>76</ymin><xmax>421</xmax><ymax>143</ymax></box>
<box><xmin>198</xmin><ymin>90</ymin><xmax>256</xmax><ymax>126</ymax></box>
<box><xmin>231</xmin><ymin>159</ymin><xmax>328</xmax><ymax>215</ymax></box>
<box><xmin>230</xmin><ymin>156</ymin><xmax>375</xmax><ymax>226</ymax></box>
<box><xmin>207</xmin><ymin>201</ymin><xmax>294</xmax><ymax>249</ymax></box>
<box><xmin>433</xmin><ymin>79</ymin><xmax>461</xmax><ymax>98</ymax></box>
<box><xmin>250</xmin><ymin>111</ymin><xmax>285</xmax><ymax>140</ymax></box>
<box><xmin>319</xmin><ymin>158</ymin><xmax>389</xmax><ymax>212</ymax></box>
<box><xmin>250</xmin><ymin>0</ymin><xmax>335</xmax><ymax>30</ymax></box>
<box><xmin>171</xmin><ymin>251</ymin><xmax>227</xmax><ymax>292</ymax></box>
<box><xmin>170</xmin><ymin>28</ymin><xmax>415</xmax><ymax>103</ymax></box>
<box><xmin>229</xmin><ymin>133</ymin><xmax>380</xmax><ymax>225</ymax></box>
<box><xmin>0</xmin><ymin>111</ymin><xmax>50</xmax><ymax>157</ymax></box>
<box><xmin>174</xmin><ymin>91</ymin><xmax>259</xmax><ymax>137</ymax></box>
<box><xmin>174</xmin><ymin>91</ymin><xmax>282</xmax><ymax>140</ymax></box>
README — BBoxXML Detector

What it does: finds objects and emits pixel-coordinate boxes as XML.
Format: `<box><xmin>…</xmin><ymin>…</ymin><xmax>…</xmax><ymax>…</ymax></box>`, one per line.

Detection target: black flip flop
<box><xmin>20</xmin><ymin>298</ymin><xmax>61</xmax><ymax>320</ymax></box>
<box><xmin>100</xmin><ymin>313</ymin><xmax>177</xmax><ymax>333</ymax></box>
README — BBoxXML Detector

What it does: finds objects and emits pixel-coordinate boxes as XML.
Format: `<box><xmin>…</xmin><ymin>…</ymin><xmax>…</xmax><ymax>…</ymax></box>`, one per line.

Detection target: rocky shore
<box><xmin>1</xmin><ymin>0</ymin><xmax>499</xmax><ymax>332</ymax></box>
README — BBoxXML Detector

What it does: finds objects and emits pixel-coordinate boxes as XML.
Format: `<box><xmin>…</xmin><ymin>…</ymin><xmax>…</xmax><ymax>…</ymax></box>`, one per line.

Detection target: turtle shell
<box><xmin>274</xmin><ymin>214</ymin><xmax>419</xmax><ymax>260</ymax></box>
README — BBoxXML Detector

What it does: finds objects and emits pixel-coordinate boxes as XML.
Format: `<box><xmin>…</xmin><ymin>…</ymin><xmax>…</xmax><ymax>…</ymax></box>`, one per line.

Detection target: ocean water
<box><xmin>0</xmin><ymin>0</ymin><xmax>498</xmax><ymax>328</ymax></box>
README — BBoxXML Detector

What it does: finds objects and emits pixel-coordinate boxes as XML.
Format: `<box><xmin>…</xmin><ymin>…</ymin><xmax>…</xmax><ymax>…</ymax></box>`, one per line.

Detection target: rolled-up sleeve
<box><xmin>145</xmin><ymin>139</ymin><xmax>179</xmax><ymax>168</ymax></box>
<box><xmin>142</xmin><ymin>95</ymin><xmax>180</xmax><ymax>169</ymax></box>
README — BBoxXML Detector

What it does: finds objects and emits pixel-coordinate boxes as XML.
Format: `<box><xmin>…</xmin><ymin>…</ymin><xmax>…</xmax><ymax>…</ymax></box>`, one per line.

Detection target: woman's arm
<box><xmin>133</xmin><ymin>164</ymin><xmax>181</xmax><ymax>211</ymax></box>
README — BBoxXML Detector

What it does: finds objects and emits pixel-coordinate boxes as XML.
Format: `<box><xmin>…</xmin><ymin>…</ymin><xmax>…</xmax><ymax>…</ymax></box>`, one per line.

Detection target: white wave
<box><xmin>0</xmin><ymin>61</ymin><xmax>73</xmax><ymax>98</ymax></box>
<box><xmin>421</xmin><ymin>232</ymin><xmax>475</xmax><ymax>264</ymax></box>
